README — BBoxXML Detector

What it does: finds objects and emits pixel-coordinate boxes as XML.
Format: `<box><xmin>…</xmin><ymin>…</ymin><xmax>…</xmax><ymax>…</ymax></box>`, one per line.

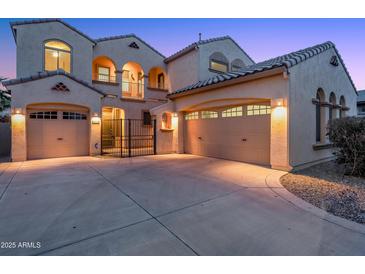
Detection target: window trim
<box><xmin>43</xmin><ymin>39</ymin><xmax>73</xmax><ymax>73</ymax></box>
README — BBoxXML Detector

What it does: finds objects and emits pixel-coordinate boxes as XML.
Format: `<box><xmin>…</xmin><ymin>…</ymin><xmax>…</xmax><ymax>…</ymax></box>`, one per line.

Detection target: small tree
<box><xmin>328</xmin><ymin>117</ymin><xmax>365</xmax><ymax>176</ymax></box>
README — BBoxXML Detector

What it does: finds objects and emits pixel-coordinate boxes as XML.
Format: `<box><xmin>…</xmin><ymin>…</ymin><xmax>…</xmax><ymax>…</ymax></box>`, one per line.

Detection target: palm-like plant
<box><xmin>0</xmin><ymin>76</ymin><xmax>11</xmax><ymax>112</ymax></box>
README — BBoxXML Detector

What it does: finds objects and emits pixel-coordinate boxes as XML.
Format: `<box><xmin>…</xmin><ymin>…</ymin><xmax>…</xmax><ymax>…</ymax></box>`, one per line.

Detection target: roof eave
<box><xmin>168</xmin><ymin>66</ymin><xmax>286</xmax><ymax>100</ymax></box>
<box><xmin>164</xmin><ymin>45</ymin><xmax>198</xmax><ymax>63</ymax></box>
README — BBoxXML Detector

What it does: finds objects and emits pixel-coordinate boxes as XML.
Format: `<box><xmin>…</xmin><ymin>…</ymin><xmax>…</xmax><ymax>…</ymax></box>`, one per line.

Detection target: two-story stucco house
<box><xmin>3</xmin><ymin>19</ymin><xmax>358</xmax><ymax>171</ymax></box>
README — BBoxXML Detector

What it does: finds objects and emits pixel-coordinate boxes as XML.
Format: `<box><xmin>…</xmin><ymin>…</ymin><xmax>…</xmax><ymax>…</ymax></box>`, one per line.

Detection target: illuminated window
<box><xmin>247</xmin><ymin>105</ymin><xmax>271</xmax><ymax>116</ymax></box>
<box><xmin>184</xmin><ymin>112</ymin><xmax>199</xmax><ymax>120</ymax></box>
<box><xmin>97</xmin><ymin>66</ymin><xmax>110</xmax><ymax>82</ymax></box>
<box><xmin>201</xmin><ymin>111</ymin><xmax>218</xmax><ymax>119</ymax></box>
<box><xmin>210</xmin><ymin>60</ymin><xmax>228</xmax><ymax>73</ymax></box>
<box><xmin>222</xmin><ymin>106</ymin><xmax>243</xmax><ymax>118</ymax></box>
<box><xmin>44</xmin><ymin>40</ymin><xmax>71</xmax><ymax>73</ymax></box>
<box><xmin>209</xmin><ymin>52</ymin><xmax>229</xmax><ymax>73</ymax></box>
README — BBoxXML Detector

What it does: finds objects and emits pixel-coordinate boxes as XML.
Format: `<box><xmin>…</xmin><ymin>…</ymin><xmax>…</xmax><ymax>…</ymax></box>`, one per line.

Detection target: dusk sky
<box><xmin>1</xmin><ymin>18</ymin><xmax>364</xmax><ymax>89</ymax></box>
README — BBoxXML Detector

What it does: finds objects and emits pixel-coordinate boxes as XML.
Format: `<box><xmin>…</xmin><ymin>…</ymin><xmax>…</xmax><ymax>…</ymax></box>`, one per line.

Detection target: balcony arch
<box><xmin>315</xmin><ymin>88</ymin><xmax>326</xmax><ymax>143</ymax></box>
<box><xmin>92</xmin><ymin>56</ymin><xmax>117</xmax><ymax>84</ymax></box>
<box><xmin>339</xmin><ymin>95</ymin><xmax>346</xmax><ymax>118</ymax></box>
<box><xmin>329</xmin><ymin>92</ymin><xmax>337</xmax><ymax>120</ymax></box>
<box><xmin>121</xmin><ymin>61</ymin><xmax>145</xmax><ymax>99</ymax></box>
<box><xmin>148</xmin><ymin>67</ymin><xmax>168</xmax><ymax>91</ymax></box>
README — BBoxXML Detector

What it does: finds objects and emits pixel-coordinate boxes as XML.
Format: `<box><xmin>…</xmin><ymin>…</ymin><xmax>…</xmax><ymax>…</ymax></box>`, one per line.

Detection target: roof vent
<box><xmin>129</xmin><ymin>42</ymin><xmax>140</xmax><ymax>49</ymax></box>
<box><xmin>52</xmin><ymin>82</ymin><xmax>70</xmax><ymax>92</ymax></box>
<box><xmin>330</xmin><ymin>55</ymin><xmax>339</xmax><ymax>66</ymax></box>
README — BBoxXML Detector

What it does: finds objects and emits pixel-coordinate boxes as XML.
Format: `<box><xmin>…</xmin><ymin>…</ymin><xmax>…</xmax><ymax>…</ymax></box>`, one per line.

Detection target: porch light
<box><xmin>272</xmin><ymin>98</ymin><xmax>284</xmax><ymax>108</ymax></box>
<box><xmin>52</xmin><ymin>52</ymin><xmax>59</xmax><ymax>58</ymax></box>
<box><xmin>172</xmin><ymin>112</ymin><xmax>178</xmax><ymax>117</ymax></box>
<box><xmin>11</xmin><ymin>108</ymin><xmax>24</xmax><ymax>115</ymax></box>
<box><xmin>91</xmin><ymin>112</ymin><xmax>101</xmax><ymax>124</ymax></box>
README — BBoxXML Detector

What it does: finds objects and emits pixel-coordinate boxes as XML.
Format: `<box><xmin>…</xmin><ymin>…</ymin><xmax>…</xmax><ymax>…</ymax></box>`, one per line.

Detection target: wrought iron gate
<box><xmin>101</xmin><ymin>119</ymin><xmax>156</xmax><ymax>157</ymax></box>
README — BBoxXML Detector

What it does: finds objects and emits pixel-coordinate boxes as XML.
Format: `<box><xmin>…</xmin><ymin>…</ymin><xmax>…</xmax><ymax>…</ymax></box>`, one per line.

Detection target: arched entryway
<box><xmin>26</xmin><ymin>103</ymin><xmax>90</xmax><ymax>160</ymax></box>
<box><xmin>101</xmin><ymin>107</ymin><xmax>125</xmax><ymax>155</ymax></box>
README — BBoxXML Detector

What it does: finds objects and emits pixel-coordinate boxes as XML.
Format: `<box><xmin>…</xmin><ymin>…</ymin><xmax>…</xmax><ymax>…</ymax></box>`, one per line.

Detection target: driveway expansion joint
<box><xmin>87</xmin><ymin>163</ymin><xmax>200</xmax><ymax>256</ymax></box>
<box><xmin>0</xmin><ymin>162</ymin><xmax>23</xmax><ymax>201</ymax></box>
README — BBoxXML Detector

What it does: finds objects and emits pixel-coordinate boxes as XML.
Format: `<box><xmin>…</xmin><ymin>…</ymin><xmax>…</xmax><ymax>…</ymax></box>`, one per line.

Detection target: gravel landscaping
<box><xmin>280</xmin><ymin>160</ymin><xmax>365</xmax><ymax>224</ymax></box>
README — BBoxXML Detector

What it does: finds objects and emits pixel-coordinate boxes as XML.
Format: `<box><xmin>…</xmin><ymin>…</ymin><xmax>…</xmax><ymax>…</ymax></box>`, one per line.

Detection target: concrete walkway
<box><xmin>0</xmin><ymin>154</ymin><xmax>364</xmax><ymax>255</ymax></box>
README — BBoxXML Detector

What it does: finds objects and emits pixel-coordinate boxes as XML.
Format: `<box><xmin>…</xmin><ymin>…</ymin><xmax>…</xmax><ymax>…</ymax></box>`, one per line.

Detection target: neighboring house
<box><xmin>357</xmin><ymin>90</ymin><xmax>365</xmax><ymax>117</ymax></box>
<box><xmin>3</xmin><ymin>19</ymin><xmax>358</xmax><ymax>171</ymax></box>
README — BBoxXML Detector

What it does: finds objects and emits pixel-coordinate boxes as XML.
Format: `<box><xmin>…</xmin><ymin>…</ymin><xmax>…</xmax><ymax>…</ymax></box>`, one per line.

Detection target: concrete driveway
<box><xmin>0</xmin><ymin>154</ymin><xmax>365</xmax><ymax>256</ymax></box>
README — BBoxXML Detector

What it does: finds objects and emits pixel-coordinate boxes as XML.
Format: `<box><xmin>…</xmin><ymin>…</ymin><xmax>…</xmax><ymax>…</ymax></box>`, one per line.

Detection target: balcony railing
<box><xmin>92</xmin><ymin>73</ymin><xmax>117</xmax><ymax>83</ymax></box>
<box><xmin>122</xmin><ymin>81</ymin><xmax>144</xmax><ymax>99</ymax></box>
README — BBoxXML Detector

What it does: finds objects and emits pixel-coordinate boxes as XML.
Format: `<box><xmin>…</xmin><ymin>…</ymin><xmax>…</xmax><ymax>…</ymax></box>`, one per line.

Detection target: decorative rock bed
<box><xmin>280</xmin><ymin>161</ymin><xmax>365</xmax><ymax>224</ymax></box>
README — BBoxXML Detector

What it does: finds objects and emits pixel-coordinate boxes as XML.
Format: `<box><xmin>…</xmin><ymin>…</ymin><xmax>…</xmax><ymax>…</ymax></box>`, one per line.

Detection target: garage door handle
<box><xmin>57</xmin><ymin>138</ymin><xmax>63</xmax><ymax>141</ymax></box>
<box><xmin>241</xmin><ymin>138</ymin><xmax>247</xmax><ymax>142</ymax></box>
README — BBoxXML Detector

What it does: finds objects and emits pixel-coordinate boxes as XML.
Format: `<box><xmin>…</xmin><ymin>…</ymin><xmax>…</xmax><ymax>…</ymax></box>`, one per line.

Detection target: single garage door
<box><xmin>27</xmin><ymin>107</ymin><xmax>89</xmax><ymax>160</ymax></box>
<box><xmin>184</xmin><ymin>105</ymin><xmax>271</xmax><ymax>165</ymax></box>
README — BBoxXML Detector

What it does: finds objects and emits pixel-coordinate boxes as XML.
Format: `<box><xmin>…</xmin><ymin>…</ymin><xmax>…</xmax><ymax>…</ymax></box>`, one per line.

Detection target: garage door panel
<box><xmin>27</xmin><ymin>109</ymin><xmax>89</xmax><ymax>160</ymax></box>
<box><xmin>185</xmin><ymin>113</ymin><xmax>270</xmax><ymax>165</ymax></box>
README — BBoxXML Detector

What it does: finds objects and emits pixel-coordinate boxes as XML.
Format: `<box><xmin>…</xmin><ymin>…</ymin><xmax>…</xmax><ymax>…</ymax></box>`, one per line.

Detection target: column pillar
<box><xmin>11</xmin><ymin>108</ymin><xmax>27</xmax><ymax>161</ymax></box>
<box><xmin>177</xmin><ymin>111</ymin><xmax>185</xmax><ymax>154</ymax></box>
<box><xmin>270</xmin><ymin>99</ymin><xmax>290</xmax><ymax>171</ymax></box>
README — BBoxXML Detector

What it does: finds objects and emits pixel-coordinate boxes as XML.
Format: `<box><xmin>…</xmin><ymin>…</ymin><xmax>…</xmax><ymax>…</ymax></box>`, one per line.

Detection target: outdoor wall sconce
<box><xmin>91</xmin><ymin>113</ymin><xmax>101</xmax><ymax>124</ymax></box>
<box><xmin>272</xmin><ymin>98</ymin><xmax>285</xmax><ymax>108</ymax></box>
<box><xmin>11</xmin><ymin>107</ymin><xmax>24</xmax><ymax>115</ymax></box>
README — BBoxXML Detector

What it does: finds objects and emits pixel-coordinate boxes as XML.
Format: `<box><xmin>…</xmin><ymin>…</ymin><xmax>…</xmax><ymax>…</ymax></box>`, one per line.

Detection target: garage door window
<box><xmin>63</xmin><ymin>112</ymin><xmax>87</xmax><ymax>120</ymax></box>
<box><xmin>247</xmin><ymin>105</ymin><xmax>271</xmax><ymax>116</ymax></box>
<box><xmin>201</xmin><ymin>111</ymin><xmax>218</xmax><ymax>119</ymax></box>
<box><xmin>222</xmin><ymin>106</ymin><xmax>243</xmax><ymax>118</ymax></box>
<box><xmin>29</xmin><ymin>111</ymin><xmax>58</xmax><ymax>120</ymax></box>
<box><xmin>185</xmin><ymin>112</ymin><xmax>199</xmax><ymax>120</ymax></box>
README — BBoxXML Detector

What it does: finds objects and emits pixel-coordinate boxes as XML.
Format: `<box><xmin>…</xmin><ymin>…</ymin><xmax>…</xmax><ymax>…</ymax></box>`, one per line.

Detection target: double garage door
<box><xmin>27</xmin><ymin>106</ymin><xmax>89</xmax><ymax>160</ymax></box>
<box><xmin>184</xmin><ymin>105</ymin><xmax>271</xmax><ymax>165</ymax></box>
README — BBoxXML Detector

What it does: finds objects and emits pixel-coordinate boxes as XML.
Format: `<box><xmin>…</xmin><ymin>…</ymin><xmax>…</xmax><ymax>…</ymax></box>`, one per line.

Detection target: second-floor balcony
<box><xmin>122</xmin><ymin>81</ymin><xmax>144</xmax><ymax>100</ymax></box>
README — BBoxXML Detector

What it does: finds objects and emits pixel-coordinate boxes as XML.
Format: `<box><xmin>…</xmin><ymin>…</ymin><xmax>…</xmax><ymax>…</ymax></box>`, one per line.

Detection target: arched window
<box><xmin>315</xmin><ymin>89</ymin><xmax>325</xmax><ymax>143</ymax></box>
<box><xmin>329</xmin><ymin>92</ymin><xmax>337</xmax><ymax>121</ymax></box>
<box><xmin>231</xmin><ymin>58</ymin><xmax>245</xmax><ymax>71</ymax></box>
<box><xmin>44</xmin><ymin>40</ymin><xmax>71</xmax><ymax>73</ymax></box>
<box><xmin>209</xmin><ymin>52</ymin><xmax>229</xmax><ymax>73</ymax></box>
<box><xmin>339</xmin><ymin>96</ymin><xmax>346</xmax><ymax>118</ymax></box>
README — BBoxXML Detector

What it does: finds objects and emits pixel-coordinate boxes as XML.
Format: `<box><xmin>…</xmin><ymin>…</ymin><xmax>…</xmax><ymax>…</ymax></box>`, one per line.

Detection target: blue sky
<box><xmin>1</xmin><ymin>18</ymin><xmax>364</xmax><ymax>89</ymax></box>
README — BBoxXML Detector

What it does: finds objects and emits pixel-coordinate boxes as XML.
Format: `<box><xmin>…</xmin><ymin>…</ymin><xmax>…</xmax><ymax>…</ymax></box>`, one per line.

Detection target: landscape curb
<box><xmin>266</xmin><ymin>171</ymin><xmax>365</xmax><ymax>235</ymax></box>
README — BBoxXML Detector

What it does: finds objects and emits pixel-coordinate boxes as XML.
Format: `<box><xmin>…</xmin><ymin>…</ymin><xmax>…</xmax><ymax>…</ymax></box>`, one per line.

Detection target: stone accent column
<box><xmin>177</xmin><ymin>111</ymin><xmax>185</xmax><ymax>154</ymax></box>
<box><xmin>270</xmin><ymin>99</ymin><xmax>290</xmax><ymax>171</ymax></box>
<box><xmin>90</xmin><ymin>114</ymin><xmax>101</xmax><ymax>156</ymax></box>
<box><xmin>11</xmin><ymin>112</ymin><xmax>27</xmax><ymax>161</ymax></box>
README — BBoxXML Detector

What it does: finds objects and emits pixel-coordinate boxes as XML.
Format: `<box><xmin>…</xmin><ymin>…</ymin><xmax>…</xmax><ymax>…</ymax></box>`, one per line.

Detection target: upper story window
<box><xmin>231</xmin><ymin>59</ymin><xmax>245</xmax><ymax>72</ymax></box>
<box><xmin>209</xmin><ymin>52</ymin><xmax>229</xmax><ymax>73</ymax></box>
<box><xmin>44</xmin><ymin>40</ymin><xmax>71</xmax><ymax>73</ymax></box>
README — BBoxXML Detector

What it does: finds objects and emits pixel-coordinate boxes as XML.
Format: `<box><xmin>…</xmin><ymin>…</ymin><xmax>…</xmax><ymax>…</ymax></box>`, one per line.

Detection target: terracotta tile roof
<box><xmin>168</xmin><ymin>41</ymin><xmax>357</xmax><ymax>98</ymax></box>
<box><xmin>2</xmin><ymin>70</ymin><xmax>106</xmax><ymax>96</ymax></box>
<box><xmin>10</xmin><ymin>19</ymin><xmax>96</xmax><ymax>44</ymax></box>
<box><xmin>95</xmin><ymin>34</ymin><xmax>165</xmax><ymax>58</ymax></box>
<box><xmin>10</xmin><ymin>19</ymin><xmax>165</xmax><ymax>58</ymax></box>
<box><xmin>164</xmin><ymin>36</ymin><xmax>255</xmax><ymax>64</ymax></box>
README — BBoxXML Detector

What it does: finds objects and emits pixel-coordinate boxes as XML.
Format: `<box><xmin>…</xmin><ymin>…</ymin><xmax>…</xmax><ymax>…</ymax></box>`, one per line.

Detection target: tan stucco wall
<box><xmin>288</xmin><ymin>48</ymin><xmax>358</xmax><ymax>168</ymax></box>
<box><xmin>10</xmin><ymin>75</ymin><xmax>103</xmax><ymax>161</ymax></box>
<box><xmin>14</xmin><ymin>22</ymin><xmax>94</xmax><ymax>83</ymax></box>
<box><xmin>167</xmin><ymin>50</ymin><xmax>199</xmax><ymax>92</ymax></box>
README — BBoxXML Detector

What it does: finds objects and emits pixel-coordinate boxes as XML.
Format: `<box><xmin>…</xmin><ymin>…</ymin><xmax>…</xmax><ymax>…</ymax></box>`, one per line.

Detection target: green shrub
<box><xmin>328</xmin><ymin>117</ymin><xmax>365</xmax><ymax>176</ymax></box>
